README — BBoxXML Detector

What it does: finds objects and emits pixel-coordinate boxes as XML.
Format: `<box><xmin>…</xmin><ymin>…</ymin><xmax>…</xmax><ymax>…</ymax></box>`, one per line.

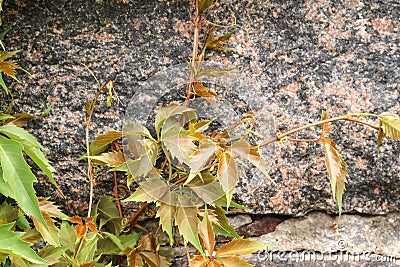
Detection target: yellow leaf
<box><xmin>215</xmin><ymin>238</ymin><xmax>267</xmax><ymax>257</ymax></box>
<box><xmin>379</xmin><ymin>112</ymin><xmax>400</xmax><ymax>140</ymax></box>
<box><xmin>321</xmin><ymin>138</ymin><xmax>348</xmax><ymax>215</ymax></box>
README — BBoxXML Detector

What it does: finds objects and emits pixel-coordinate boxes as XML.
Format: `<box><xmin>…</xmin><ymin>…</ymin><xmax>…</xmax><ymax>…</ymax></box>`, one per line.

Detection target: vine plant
<box><xmin>0</xmin><ymin>0</ymin><xmax>399</xmax><ymax>266</ymax></box>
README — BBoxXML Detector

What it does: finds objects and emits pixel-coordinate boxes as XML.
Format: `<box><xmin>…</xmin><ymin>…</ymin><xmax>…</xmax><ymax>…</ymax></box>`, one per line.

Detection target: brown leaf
<box><xmin>193</xmin><ymin>82</ymin><xmax>217</xmax><ymax>103</ymax></box>
<box><xmin>0</xmin><ymin>61</ymin><xmax>21</xmax><ymax>79</ymax></box>
<box><xmin>199</xmin><ymin>210</ymin><xmax>215</xmax><ymax>254</ymax></box>
<box><xmin>75</xmin><ymin>224</ymin><xmax>87</xmax><ymax>238</ymax></box>
<box><xmin>321</xmin><ymin>110</ymin><xmax>332</xmax><ymax>136</ymax></box>
<box><xmin>127</xmin><ymin>251</ymin><xmax>143</xmax><ymax>267</ymax></box>
<box><xmin>139</xmin><ymin>251</ymin><xmax>169</xmax><ymax>267</ymax></box>
<box><xmin>128</xmin><ymin>251</ymin><xmax>143</xmax><ymax>267</ymax></box>
<box><xmin>5</xmin><ymin>113</ymin><xmax>37</xmax><ymax>127</ymax></box>
<box><xmin>320</xmin><ymin>138</ymin><xmax>348</xmax><ymax>215</ymax></box>
<box><xmin>69</xmin><ymin>216</ymin><xmax>83</xmax><ymax>225</ymax></box>
<box><xmin>190</xmin><ymin>255</ymin><xmax>209</xmax><ymax>267</ymax></box>
<box><xmin>377</xmin><ymin>120</ymin><xmax>384</xmax><ymax>152</ymax></box>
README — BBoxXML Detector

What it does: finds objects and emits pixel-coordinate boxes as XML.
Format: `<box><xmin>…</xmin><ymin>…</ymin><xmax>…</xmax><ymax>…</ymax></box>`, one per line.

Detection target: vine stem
<box><xmin>260</xmin><ymin>114</ymin><xmax>380</xmax><ymax>146</ymax></box>
<box><xmin>85</xmin><ymin>80</ymin><xmax>112</xmax><ymax>218</ymax></box>
<box><xmin>184</xmin><ymin>0</ymin><xmax>200</xmax><ymax>106</ymax></box>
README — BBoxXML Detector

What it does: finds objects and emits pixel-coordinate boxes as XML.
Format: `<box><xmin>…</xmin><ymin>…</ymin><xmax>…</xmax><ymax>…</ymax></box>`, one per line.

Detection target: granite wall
<box><xmin>1</xmin><ymin>0</ymin><xmax>399</xmax><ymax>266</ymax></box>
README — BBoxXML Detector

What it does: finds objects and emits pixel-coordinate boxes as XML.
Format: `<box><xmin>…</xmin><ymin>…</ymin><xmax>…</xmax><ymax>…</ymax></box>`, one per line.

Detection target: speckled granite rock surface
<box><xmin>1</xmin><ymin>0</ymin><xmax>399</xmax><ymax>218</ymax></box>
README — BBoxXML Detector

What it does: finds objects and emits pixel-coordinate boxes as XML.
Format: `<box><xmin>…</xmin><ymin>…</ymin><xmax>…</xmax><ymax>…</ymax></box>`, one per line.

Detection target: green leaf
<box><xmin>0</xmin><ymin>223</ymin><xmax>48</xmax><ymax>265</ymax></box>
<box><xmin>0</xmin><ymin>135</ymin><xmax>47</xmax><ymax>227</ymax></box>
<box><xmin>88</xmin><ymin>131</ymin><xmax>123</xmax><ymax>156</ymax></box>
<box><xmin>123</xmin><ymin>187</ymin><xmax>156</xmax><ymax>203</ymax></box>
<box><xmin>217</xmin><ymin>152</ymin><xmax>238</xmax><ymax>208</ymax></box>
<box><xmin>139</xmin><ymin>251</ymin><xmax>170</xmax><ymax>267</ymax></box>
<box><xmin>155</xmin><ymin>104</ymin><xmax>197</xmax><ymax>136</ymax></box>
<box><xmin>198</xmin><ymin>0</ymin><xmax>215</xmax><ymax>12</ymax></box>
<box><xmin>213</xmin><ymin>207</ymin><xmax>240</xmax><ymax>238</ymax></box>
<box><xmin>156</xmin><ymin>202</ymin><xmax>176</xmax><ymax>246</ymax></box>
<box><xmin>0</xmin><ymin>74</ymin><xmax>9</xmax><ymax>94</ymax></box>
<box><xmin>175</xmin><ymin>199</ymin><xmax>202</xmax><ymax>254</ymax></box>
<box><xmin>32</xmin><ymin>246</ymin><xmax>68</xmax><ymax>267</ymax></box>
<box><xmin>95</xmin><ymin>196</ymin><xmax>123</xmax><ymax>235</ymax></box>
<box><xmin>0</xmin><ymin>125</ymin><xmax>58</xmax><ymax>189</ymax></box>
<box><xmin>187</xmin><ymin>172</ymin><xmax>225</xmax><ymax>205</ymax></box>
<box><xmin>0</xmin><ymin>202</ymin><xmax>18</xmax><ymax>225</ymax></box>
<box><xmin>161</xmin><ymin>118</ymin><xmax>197</xmax><ymax>165</ymax></box>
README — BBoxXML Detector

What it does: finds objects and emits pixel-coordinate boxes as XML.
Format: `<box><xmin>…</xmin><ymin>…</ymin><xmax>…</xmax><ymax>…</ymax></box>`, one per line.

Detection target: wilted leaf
<box><xmin>0</xmin><ymin>58</ymin><xmax>21</xmax><ymax>80</ymax></box>
<box><xmin>156</xmin><ymin>201</ymin><xmax>176</xmax><ymax>246</ymax></box>
<box><xmin>216</xmin><ymin>238</ymin><xmax>267</xmax><ymax>257</ymax></box>
<box><xmin>320</xmin><ymin>138</ymin><xmax>348</xmax><ymax>215</ymax></box>
<box><xmin>217</xmin><ymin>152</ymin><xmax>237</xmax><ymax>208</ymax></box>
<box><xmin>0</xmin><ymin>223</ymin><xmax>48</xmax><ymax>265</ymax></box>
<box><xmin>139</xmin><ymin>251</ymin><xmax>170</xmax><ymax>267</ymax></box>
<box><xmin>216</xmin><ymin>256</ymin><xmax>253</xmax><ymax>267</ymax></box>
<box><xmin>193</xmin><ymin>82</ymin><xmax>217</xmax><ymax>103</ymax></box>
<box><xmin>175</xmin><ymin>201</ymin><xmax>202</xmax><ymax>253</ymax></box>
<box><xmin>0</xmin><ymin>135</ymin><xmax>47</xmax><ymax>228</ymax></box>
<box><xmin>196</xmin><ymin>67</ymin><xmax>238</xmax><ymax>79</ymax></box>
<box><xmin>205</xmin><ymin>26</ymin><xmax>236</xmax><ymax>51</ymax></box>
<box><xmin>126</xmin><ymin>250</ymin><xmax>143</xmax><ymax>267</ymax></box>
<box><xmin>5</xmin><ymin>113</ymin><xmax>36</xmax><ymax>127</ymax></box>
<box><xmin>377</xmin><ymin>120</ymin><xmax>385</xmax><ymax>152</ymax></box>
<box><xmin>321</xmin><ymin>110</ymin><xmax>332</xmax><ymax>136</ymax></box>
